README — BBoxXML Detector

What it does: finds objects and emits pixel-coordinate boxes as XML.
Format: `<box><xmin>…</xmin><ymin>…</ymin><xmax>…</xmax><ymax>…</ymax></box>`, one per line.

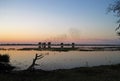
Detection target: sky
<box><xmin>0</xmin><ymin>0</ymin><xmax>120</xmax><ymax>44</ymax></box>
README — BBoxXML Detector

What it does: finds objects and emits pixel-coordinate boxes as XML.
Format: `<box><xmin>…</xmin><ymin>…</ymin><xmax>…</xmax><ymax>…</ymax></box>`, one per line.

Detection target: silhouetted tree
<box><xmin>27</xmin><ymin>54</ymin><xmax>44</xmax><ymax>71</ymax></box>
<box><xmin>108</xmin><ymin>0</ymin><xmax>120</xmax><ymax>35</ymax></box>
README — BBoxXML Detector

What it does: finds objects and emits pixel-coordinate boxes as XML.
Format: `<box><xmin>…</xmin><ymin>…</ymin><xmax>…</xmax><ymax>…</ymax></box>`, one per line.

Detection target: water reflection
<box><xmin>0</xmin><ymin>50</ymin><xmax>120</xmax><ymax>70</ymax></box>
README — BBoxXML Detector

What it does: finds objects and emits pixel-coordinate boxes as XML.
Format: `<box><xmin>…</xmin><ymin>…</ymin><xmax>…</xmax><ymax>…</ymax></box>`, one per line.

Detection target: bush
<box><xmin>0</xmin><ymin>54</ymin><xmax>10</xmax><ymax>63</ymax></box>
<box><xmin>0</xmin><ymin>54</ymin><xmax>15</xmax><ymax>72</ymax></box>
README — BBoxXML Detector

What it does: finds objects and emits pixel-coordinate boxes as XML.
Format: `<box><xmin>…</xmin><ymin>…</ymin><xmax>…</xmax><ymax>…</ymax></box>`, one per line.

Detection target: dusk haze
<box><xmin>0</xmin><ymin>0</ymin><xmax>119</xmax><ymax>44</ymax></box>
<box><xmin>1</xmin><ymin>0</ymin><xmax>120</xmax><ymax>81</ymax></box>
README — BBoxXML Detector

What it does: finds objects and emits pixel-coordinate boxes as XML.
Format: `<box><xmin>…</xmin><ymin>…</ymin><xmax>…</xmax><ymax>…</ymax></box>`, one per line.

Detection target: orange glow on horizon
<box><xmin>0</xmin><ymin>35</ymin><xmax>116</xmax><ymax>44</ymax></box>
<box><xmin>0</xmin><ymin>28</ymin><xmax>117</xmax><ymax>43</ymax></box>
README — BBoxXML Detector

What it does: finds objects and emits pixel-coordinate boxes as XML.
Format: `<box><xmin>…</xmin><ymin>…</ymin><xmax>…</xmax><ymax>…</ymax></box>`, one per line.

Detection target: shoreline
<box><xmin>1</xmin><ymin>63</ymin><xmax>120</xmax><ymax>81</ymax></box>
<box><xmin>0</xmin><ymin>47</ymin><xmax>120</xmax><ymax>51</ymax></box>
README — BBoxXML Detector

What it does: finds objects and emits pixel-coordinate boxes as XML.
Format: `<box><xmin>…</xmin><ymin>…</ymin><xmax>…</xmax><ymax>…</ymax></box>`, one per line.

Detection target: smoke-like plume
<box><xmin>68</xmin><ymin>28</ymin><xmax>81</xmax><ymax>41</ymax></box>
<box><xmin>43</xmin><ymin>28</ymin><xmax>81</xmax><ymax>43</ymax></box>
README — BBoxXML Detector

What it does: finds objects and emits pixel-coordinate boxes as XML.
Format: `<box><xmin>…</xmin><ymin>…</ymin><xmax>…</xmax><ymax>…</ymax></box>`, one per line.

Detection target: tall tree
<box><xmin>108</xmin><ymin>0</ymin><xmax>120</xmax><ymax>35</ymax></box>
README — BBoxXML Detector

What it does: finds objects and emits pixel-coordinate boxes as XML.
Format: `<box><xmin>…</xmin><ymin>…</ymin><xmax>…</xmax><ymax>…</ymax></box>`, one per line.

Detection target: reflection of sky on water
<box><xmin>0</xmin><ymin>50</ymin><xmax>120</xmax><ymax>70</ymax></box>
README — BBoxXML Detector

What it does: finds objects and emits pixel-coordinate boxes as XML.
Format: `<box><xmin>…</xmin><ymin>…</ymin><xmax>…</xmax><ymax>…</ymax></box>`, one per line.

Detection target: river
<box><xmin>0</xmin><ymin>50</ymin><xmax>120</xmax><ymax>70</ymax></box>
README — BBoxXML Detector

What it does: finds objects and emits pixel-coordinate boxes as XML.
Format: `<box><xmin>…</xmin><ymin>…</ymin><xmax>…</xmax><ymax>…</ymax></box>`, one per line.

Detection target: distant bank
<box><xmin>0</xmin><ymin>42</ymin><xmax>120</xmax><ymax>51</ymax></box>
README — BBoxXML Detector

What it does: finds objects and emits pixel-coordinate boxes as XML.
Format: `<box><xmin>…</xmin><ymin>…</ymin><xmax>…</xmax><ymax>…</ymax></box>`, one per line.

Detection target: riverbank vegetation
<box><xmin>0</xmin><ymin>64</ymin><xmax>120</xmax><ymax>81</ymax></box>
<box><xmin>0</xmin><ymin>54</ymin><xmax>15</xmax><ymax>72</ymax></box>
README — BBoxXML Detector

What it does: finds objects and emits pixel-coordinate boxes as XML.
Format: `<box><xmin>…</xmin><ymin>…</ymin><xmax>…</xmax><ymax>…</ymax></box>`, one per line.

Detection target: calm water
<box><xmin>0</xmin><ymin>50</ymin><xmax>120</xmax><ymax>70</ymax></box>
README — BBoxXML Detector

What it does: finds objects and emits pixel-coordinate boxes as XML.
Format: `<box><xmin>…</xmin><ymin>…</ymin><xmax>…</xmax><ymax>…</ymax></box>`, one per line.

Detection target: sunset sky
<box><xmin>0</xmin><ymin>0</ymin><xmax>120</xmax><ymax>44</ymax></box>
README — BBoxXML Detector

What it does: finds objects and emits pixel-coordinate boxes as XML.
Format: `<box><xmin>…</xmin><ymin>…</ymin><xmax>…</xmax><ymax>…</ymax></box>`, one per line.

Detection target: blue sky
<box><xmin>0</xmin><ymin>0</ymin><xmax>119</xmax><ymax>44</ymax></box>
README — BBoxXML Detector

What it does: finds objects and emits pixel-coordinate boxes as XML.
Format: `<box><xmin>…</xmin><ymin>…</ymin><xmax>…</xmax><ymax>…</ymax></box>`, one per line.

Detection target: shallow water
<box><xmin>0</xmin><ymin>50</ymin><xmax>120</xmax><ymax>70</ymax></box>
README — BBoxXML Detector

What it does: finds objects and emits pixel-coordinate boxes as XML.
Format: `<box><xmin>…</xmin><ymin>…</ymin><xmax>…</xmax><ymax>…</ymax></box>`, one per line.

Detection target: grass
<box><xmin>0</xmin><ymin>64</ymin><xmax>120</xmax><ymax>81</ymax></box>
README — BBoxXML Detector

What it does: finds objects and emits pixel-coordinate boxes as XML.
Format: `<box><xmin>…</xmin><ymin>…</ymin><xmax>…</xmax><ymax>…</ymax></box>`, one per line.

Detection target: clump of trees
<box><xmin>0</xmin><ymin>54</ymin><xmax>15</xmax><ymax>72</ymax></box>
<box><xmin>108</xmin><ymin>0</ymin><xmax>120</xmax><ymax>35</ymax></box>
